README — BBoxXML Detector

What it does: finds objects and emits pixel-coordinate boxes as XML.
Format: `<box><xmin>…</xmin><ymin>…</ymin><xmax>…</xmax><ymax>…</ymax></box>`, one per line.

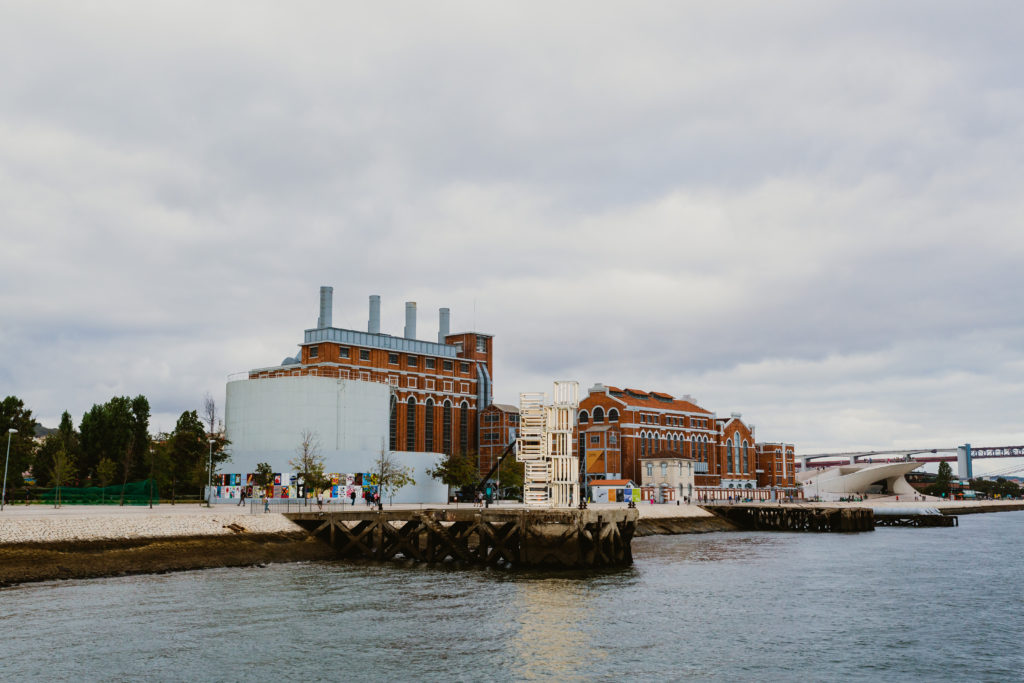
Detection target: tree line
<box><xmin>1</xmin><ymin>393</ymin><xmax>229</xmax><ymax>502</ymax></box>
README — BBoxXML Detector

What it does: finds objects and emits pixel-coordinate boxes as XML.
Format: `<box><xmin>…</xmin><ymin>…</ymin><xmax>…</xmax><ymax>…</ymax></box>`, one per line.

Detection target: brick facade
<box><xmin>248</xmin><ymin>305</ymin><xmax>493</xmax><ymax>457</ymax></box>
<box><xmin>577</xmin><ymin>384</ymin><xmax>795</xmax><ymax>493</ymax></box>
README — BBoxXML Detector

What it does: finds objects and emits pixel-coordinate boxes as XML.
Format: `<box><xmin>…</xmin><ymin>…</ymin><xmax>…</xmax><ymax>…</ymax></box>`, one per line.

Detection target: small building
<box><xmin>640</xmin><ymin>453</ymin><xmax>697</xmax><ymax>503</ymax></box>
<box><xmin>588</xmin><ymin>479</ymin><xmax>637</xmax><ymax>503</ymax></box>
<box><xmin>478</xmin><ymin>403</ymin><xmax>519</xmax><ymax>477</ymax></box>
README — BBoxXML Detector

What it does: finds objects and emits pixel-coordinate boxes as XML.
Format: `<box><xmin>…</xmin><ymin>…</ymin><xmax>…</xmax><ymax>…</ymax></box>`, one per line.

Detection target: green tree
<box><xmin>373</xmin><ymin>446</ymin><xmax>415</xmax><ymax>508</ymax></box>
<box><xmin>426</xmin><ymin>450</ymin><xmax>478</xmax><ymax>490</ymax></box>
<box><xmin>1</xmin><ymin>396</ymin><xmax>38</xmax><ymax>489</ymax></box>
<box><xmin>96</xmin><ymin>457</ymin><xmax>118</xmax><ymax>504</ymax></box>
<box><xmin>290</xmin><ymin>430</ymin><xmax>328</xmax><ymax>498</ymax></box>
<box><xmin>167</xmin><ymin>411</ymin><xmax>206</xmax><ymax>502</ymax></box>
<box><xmin>49</xmin><ymin>445</ymin><xmax>77</xmax><ymax>508</ymax></box>
<box><xmin>927</xmin><ymin>461</ymin><xmax>953</xmax><ymax>498</ymax></box>
<box><xmin>254</xmin><ymin>462</ymin><xmax>274</xmax><ymax>493</ymax></box>
<box><xmin>497</xmin><ymin>455</ymin><xmax>524</xmax><ymax>494</ymax></box>
<box><xmin>78</xmin><ymin>395</ymin><xmax>150</xmax><ymax>484</ymax></box>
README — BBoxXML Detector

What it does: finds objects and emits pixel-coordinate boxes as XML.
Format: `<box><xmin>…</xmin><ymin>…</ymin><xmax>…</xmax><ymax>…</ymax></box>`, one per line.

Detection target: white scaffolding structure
<box><xmin>517</xmin><ymin>381</ymin><xmax>580</xmax><ymax>507</ymax></box>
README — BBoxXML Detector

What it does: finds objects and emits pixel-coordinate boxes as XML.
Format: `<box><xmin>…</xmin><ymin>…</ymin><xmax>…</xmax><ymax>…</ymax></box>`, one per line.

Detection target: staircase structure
<box><xmin>517</xmin><ymin>381</ymin><xmax>580</xmax><ymax>507</ymax></box>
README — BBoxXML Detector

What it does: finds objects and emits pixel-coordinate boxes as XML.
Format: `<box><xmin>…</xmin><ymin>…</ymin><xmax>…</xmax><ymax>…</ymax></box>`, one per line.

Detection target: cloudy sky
<box><xmin>2</xmin><ymin>2</ymin><xmax>1022</xmax><ymax>472</ymax></box>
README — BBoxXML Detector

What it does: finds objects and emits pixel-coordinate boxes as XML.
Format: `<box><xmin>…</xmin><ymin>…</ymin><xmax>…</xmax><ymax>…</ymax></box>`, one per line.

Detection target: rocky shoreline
<box><xmin>0</xmin><ymin>532</ymin><xmax>335</xmax><ymax>587</ymax></box>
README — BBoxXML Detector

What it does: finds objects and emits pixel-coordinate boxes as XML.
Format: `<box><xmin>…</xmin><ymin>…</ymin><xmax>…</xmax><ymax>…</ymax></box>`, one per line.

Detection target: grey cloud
<box><xmin>1</xmin><ymin>2</ymin><xmax>1022</xmax><ymax>462</ymax></box>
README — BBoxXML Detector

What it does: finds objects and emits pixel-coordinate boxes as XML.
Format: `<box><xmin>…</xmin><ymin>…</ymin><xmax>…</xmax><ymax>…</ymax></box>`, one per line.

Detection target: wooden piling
<box><xmin>705</xmin><ymin>505</ymin><xmax>875</xmax><ymax>532</ymax></box>
<box><xmin>285</xmin><ymin>508</ymin><xmax>639</xmax><ymax>569</ymax></box>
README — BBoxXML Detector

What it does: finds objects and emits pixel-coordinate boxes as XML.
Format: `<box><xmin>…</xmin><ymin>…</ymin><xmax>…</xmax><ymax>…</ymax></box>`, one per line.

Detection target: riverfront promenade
<box><xmin>1</xmin><ymin>498</ymin><xmax>1019</xmax><ymax>545</ymax></box>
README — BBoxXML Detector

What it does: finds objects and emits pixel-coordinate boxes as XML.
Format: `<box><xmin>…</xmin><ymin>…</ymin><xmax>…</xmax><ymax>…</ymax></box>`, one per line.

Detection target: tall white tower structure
<box><xmin>517</xmin><ymin>381</ymin><xmax>580</xmax><ymax>507</ymax></box>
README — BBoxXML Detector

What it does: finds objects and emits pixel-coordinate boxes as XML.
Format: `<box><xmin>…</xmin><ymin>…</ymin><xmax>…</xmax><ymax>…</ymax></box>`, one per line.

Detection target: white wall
<box><xmin>224</xmin><ymin>375</ymin><xmax>447</xmax><ymax>503</ymax></box>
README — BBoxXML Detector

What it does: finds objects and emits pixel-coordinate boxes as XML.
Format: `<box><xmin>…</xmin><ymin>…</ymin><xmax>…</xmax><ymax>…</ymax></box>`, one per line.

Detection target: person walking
<box><xmin>349</xmin><ymin>489</ymin><xmax>356</xmax><ymax>506</ymax></box>
<box><xmin>262</xmin><ymin>493</ymin><xmax>269</xmax><ymax>513</ymax></box>
<box><xmin>316</xmin><ymin>490</ymin><xmax>324</xmax><ymax>511</ymax></box>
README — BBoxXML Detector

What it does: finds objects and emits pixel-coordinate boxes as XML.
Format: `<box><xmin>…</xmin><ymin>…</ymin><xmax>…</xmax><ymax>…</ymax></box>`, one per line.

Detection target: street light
<box><xmin>207</xmin><ymin>438</ymin><xmax>215</xmax><ymax>508</ymax></box>
<box><xmin>2</xmin><ymin>428</ymin><xmax>15</xmax><ymax>511</ymax></box>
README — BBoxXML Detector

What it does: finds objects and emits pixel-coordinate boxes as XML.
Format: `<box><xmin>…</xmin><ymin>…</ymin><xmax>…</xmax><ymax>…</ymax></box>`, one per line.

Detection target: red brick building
<box><xmin>576</xmin><ymin>384</ymin><xmax>795</xmax><ymax>494</ymax></box>
<box><xmin>756</xmin><ymin>442</ymin><xmax>797</xmax><ymax>488</ymax></box>
<box><xmin>478</xmin><ymin>403</ymin><xmax>519</xmax><ymax>476</ymax></box>
<box><xmin>249</xmin><ymin>288</ymin><xmax>494</xmax><ymax>456</ymax></box>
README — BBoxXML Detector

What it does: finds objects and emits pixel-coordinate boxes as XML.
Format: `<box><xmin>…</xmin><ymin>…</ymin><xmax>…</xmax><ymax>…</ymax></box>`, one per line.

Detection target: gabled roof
<box><xmin>615</xmin><ymin>390</ymin><xmax>711</xmax><ymax>414</ymax></box>
<box><xmin>641</xmin><ymin>451</ymin><xmax>696</xmax><ymax>461</ymax></box>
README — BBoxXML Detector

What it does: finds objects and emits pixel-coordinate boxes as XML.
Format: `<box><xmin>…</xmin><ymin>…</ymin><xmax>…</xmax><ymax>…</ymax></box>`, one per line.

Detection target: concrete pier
<box><xmin>286</xmin><ymin>507</ymin><xmax>639</xmax><ymax>569</ymax></box>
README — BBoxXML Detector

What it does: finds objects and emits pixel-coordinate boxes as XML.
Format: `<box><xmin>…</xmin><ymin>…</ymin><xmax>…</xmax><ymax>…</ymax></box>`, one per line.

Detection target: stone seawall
<box><xmin>635</xmin><ymin>516</ymin><xmax>737</xmax><ymax>536</ymax></box>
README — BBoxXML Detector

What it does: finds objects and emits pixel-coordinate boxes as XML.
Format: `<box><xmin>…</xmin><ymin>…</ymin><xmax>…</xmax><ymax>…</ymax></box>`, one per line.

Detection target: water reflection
<box><xmin>510</xmin><ymin>579</ymin><xmax>601</xmax><ymax>681</ymax></box>
<box><xmin>634</xmin><ymin>532</ymin><xmax>785</xmax><ymax>565</ymax></box>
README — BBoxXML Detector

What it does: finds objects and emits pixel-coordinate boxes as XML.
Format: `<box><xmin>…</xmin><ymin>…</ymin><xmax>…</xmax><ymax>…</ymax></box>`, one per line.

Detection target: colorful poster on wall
<box><xmin>274</xmin><ymin>474</ymin><xmax>281</xmax><ymax>485</ymax></box>
<box><xmin>330</xmin><ymin>473</ymin><xmax>340</xmax><ymax>486</ymax></box>
<box><xmin>246</xmin><ymin>473</ymin><xmax>254</xmax><ymax>485</ymax></box>
<box><xmin>631</xmin><ymin>488</ymin><xmax>641</xmax><ymax>503</ymax></box>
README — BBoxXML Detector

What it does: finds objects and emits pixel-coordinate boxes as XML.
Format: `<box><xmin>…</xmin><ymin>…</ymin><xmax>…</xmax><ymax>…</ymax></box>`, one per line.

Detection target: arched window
<box><xmin>726</xmin><ymin>437</ymin><xmax>734</xmax><ymax>473</ymax></box>
<box><xmin>442</xmin><ymin>400</ymin><xmax>452</xmax><ymax>454</ymax></box>
<box><xmin>743</xmin><ymin>440</ymin><xmax>749</xmax><ymax>474</ymax></box>
<box><xmin>424</xmin><ymin>398</ymin><xmax>435</xmax><ymax>452</ymax></box>
<box><xmin>406</xmin><ymin>397</ymin><xmax>416</xmax><ymax>451</ymax></box>
<box><xmin>389</xmin><ymin>395</ymin><xmax>397</xmax><ymax>451</ymax></box>
<box><xmin>579</xmin><ymin>410</ymin><xmax>590</xmax><ymax>424</ymax></box>
<box><xmin>646</xmin><ymin>462</ymin><xmax>653</xmax><ymax>477</ymax></box>
<box><xmin>640</xmin><ymin>431</ymin><xmax>647</xmax><ymax>458</ymax></box>
<box><xmin>608</xmin><ymin>408</ymin><xmax>619</xmax><ymax>422</ymax></box>
<box><xmin>459</xmin><ymin>401</ymin><xmax>469</xmax><ymax>454</ymax></box>
<box><xmin>593</xmin><ymin>407</ymin><xmax>605</xmax><ymax>423</ymax></box>
<box><xmin>654</xmin><ymin>433</ymin><xmax>660</xmax><ymax>453</ymax></box>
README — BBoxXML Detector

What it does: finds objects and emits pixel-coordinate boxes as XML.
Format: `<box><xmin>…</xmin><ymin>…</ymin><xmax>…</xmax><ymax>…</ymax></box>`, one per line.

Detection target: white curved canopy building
<box><xmin>798</xmin><ymin>461</ymin><xmax>921</xmax><ymax>500</ymax></box>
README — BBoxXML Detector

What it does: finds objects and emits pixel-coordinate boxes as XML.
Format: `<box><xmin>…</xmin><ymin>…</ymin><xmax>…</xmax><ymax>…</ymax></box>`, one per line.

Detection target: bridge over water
<box><xmin>797</xmin><ymin>444</ymin><xmax>1024</xmax><ymax>480</ymax></box>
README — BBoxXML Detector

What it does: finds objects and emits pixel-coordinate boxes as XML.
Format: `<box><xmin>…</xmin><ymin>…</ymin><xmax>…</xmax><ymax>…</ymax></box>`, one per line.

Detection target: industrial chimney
<box><xmin>438</xmin><ymin>308</ymin><xmax>450</xmax><ymax>343</ymax></box>
<box><xmin>317</xmin><ymin>286</ymin><xmax>333</xmax><ymax>328</ymax></box>
<box><xmin>368</xmin><ymin>295</ymin><xmax>381</xmax><ymax>334</ymax></box>
<box><xmin>404</xmin><ymin>302</ymin><xmax>417</xmax><ymax>339</ymax></box>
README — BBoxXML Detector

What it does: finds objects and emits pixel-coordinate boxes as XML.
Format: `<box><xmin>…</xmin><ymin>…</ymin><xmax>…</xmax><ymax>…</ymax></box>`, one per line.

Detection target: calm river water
<box><xmin>2</xmin><ymin>511</ymin><xmax>1022</xmax><ymax>682</ymax></box>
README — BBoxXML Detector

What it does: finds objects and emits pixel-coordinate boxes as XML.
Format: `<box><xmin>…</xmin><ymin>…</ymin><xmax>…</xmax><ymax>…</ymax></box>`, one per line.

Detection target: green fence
<box><xmin>39</xmin><ymin>480</ymin><xmax>159</xmax><ymax>506</ymax></box>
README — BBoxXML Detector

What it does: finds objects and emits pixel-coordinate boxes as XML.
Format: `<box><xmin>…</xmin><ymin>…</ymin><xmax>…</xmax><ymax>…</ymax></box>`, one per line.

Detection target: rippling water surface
<box><xmin>3</xmin><ymin>511</ymin><xmax>1023</xmax><ymax>681</ymax></box>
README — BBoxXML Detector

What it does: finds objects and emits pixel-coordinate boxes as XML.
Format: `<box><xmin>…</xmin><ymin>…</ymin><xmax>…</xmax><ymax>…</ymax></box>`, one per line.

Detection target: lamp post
<box><xmin>2</xmin><ymin>428</ymin><xmax>15</xmax><ymax>511</ymax></box>
<box><xmin>207</xmin><ymin>438</ymin><xmax>215</xmax><ymax>508</ymax></box>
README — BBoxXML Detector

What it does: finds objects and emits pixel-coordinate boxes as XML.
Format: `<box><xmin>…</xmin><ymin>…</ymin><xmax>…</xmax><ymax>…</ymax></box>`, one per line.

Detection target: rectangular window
<box><xmin>460</xmin><ymin>362</ymin><xmax>470</xmax><ymax>373</ymax></box>
<box><xmin>407</xmin><ymin>356</ymin><xmax>417</xmax><ymax>368</ymax></box>
<box><xmin>589</xmin><ymin>435</ymin><xmax>600</xmax><ymax>444</ymax></box>
<box><xmin>476</xmin><ymin>338</ymin><xmax>487</xmax><ymax>352</ymax></box>
<box><xmin>425</xmin><ymin>358</ymin><xmax>436</xmax><ymax>370</ymax></box>
<box><xmin>426</xmin><ymin>378</ymin><xmax>435</xmax><ymax>390</ymax></box>
<box><xmin>460</xmin><ymin>382</ymin><xmax>469</xmax><ymax>393</ymax></box>
<box><xmin>359</xmin><ymin>371</ymin><xmax>370</xmax><ymax>381</ymax></box>
<box><xmin>339</xmin><ymin>347</ymin><xmax>349</xmax><ymax>359</ymax></box>
<box><xmin>388</xmin><ymin>375</ymin><xmax>399</xmax><ymax>386</ymax></box>
<box><xmin>407</xmin><ymin>376</ymin><xmax>418</xmax><ymax>388</ymax></box>
<box><xmin>359</xmin><ymin>349</ymin><xmax>370</xmax><ymax>361</ymax></box>
<box><xmin>309</xmin><ymin>345</ymin><xmax>318</xmax><ymax>358</ymax></box>
<box><xmin>443</xmin><ymin>360</ymin><xmax>453</xmax><ymax>371</ymax></box>
<box><xmin>443</xmin><ymin>381</ymin><xmax>453</xmax><ymax>392</ymax></box>
<box><xmin>388</xmin><ymin>353</ymin><xmax>399</xmax><ymax>365</ymax></box>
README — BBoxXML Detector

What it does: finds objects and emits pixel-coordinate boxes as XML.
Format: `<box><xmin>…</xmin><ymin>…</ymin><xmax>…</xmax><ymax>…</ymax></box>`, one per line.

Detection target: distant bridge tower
<box><xmin>957</xmin><ymin>443</ymin><xmax>973</xmax><ymax>480</ymax></box>
<box><xmin>517</xmin><ymin>381</ymin><xmax>580</xmax><ymax>507</ymax></box>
